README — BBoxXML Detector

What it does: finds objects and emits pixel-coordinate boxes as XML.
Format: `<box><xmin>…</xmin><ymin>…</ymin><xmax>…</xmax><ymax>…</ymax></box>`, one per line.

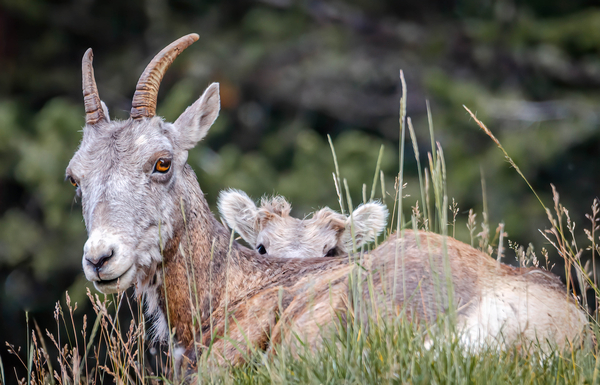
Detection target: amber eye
<box><xmin>154</xmin><ymin>158</ymin><xmax>171</xmax><ymax>173</ymax></box>
<box><xmin>68</xmin><ymin>176</ymin><xmax>78</xmax><ymax>188</ymax></box>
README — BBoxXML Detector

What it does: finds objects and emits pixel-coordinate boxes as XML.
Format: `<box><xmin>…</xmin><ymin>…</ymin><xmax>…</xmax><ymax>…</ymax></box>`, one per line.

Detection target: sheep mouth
<box><xmin>94</xmin><ymin>266</ymin><xmax>136</xmax><ymax>293</ymax></box>
<box><xmin>98</xmin><ymin>275</ymin><xmax>121</xmax><ymax>285</ymax></box>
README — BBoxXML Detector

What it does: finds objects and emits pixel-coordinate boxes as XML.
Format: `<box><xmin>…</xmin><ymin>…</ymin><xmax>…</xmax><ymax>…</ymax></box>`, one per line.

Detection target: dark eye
<box><xmin>67</xmin><ymin>176</ymin><xmax>78</xmax><ymax>188</ymax></box>
<box><xmin>325</xmin><ymin>247</ymin><xmax>338</xmax><ymax>257</ymax></box>
<box><xmin>154</xmin><ymin>158</ymin><xmax>171</xmax><ymax>173</ymax></box>
<box><xmin>257</xmin><ymin>244</ymin><xmax>267</xmax><ymax>255</ymax></box>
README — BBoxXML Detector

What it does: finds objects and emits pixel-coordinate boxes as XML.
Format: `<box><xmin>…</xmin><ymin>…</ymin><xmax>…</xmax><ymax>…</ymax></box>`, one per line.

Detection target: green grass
<box><xmin>8</xmin><ymin>291</ymin><xmax>600</xmax><ymax>384</ymax></box>
<box><xmin>225</xmin><ymin>322</ymin><xmax>598</xmax><ymax>384</ymax></box>
<box><xmin>5</xmin><ymin>75</ymin><xmax>600</xmax><ymax>384</ymax></box>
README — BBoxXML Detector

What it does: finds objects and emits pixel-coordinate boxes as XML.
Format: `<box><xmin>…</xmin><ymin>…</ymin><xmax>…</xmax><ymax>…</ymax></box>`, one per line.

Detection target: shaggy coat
<box><xmin>67</xmin><ymin>35</ymin><xmax>588</xmax><ymax>368</ymax></box>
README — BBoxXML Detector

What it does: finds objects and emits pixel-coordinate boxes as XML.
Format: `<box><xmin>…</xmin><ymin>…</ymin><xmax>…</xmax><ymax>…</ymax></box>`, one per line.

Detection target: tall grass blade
<box><xmin>27</xmin><ymin>343</ymin><xmax>33</xmax><ymax>385</ymax></box>
<box><xmin>343</xmin><ymin>178</ymin><xmax>356</xmax><ymax>254</ymax></box>
<box><xmin>407</xmin><ymin>117</ymin><xmax>428</xmax><ymax>230</ymax></box>
<box><xmin>426</xmin><ymin>100</ymin><xmax>436</xmax><ymax>169</ymax></box>
<box><xmin>464</xmin><ymin>106</ymin><xmax>546</xmax><ymax>211</ymax></box>
<box><xmin>393</xmin><ymin>70</ymin><xmax>408</xmax><ymax>303</ymax></box>
<box><xmin>328</xmin><ymin>134</ymin><xmax>345</xmax><ymax>215</ymax></box>
<box><xmin>380</xmin><ymin>170</ymin><xmax>386</xmax><ymax>205</ymax></box>
<box><xmin>25</xmin><ymin>311</ymin><xmax>30</xmax><ymax>385</ymax></box>
<box><xmin>0</xmin><ymin>352</ymin><xmax>4</xmax><ymax>385</ymax></box>
<box><xmin>425</xmin><ymin>167</ymin><xmax>432</xmax><ymax>231</ymax></box>
<box><xmin>397</xmin><ymin>70</ymin><xmax>407</xmax><ymax>233</ymax></box>
<box><xmin>497</xmin><ymin>222</ymin><xmax>505</xmax><ymax>262</ymax></box>
<box><xmin>370</xmin><ymin>145</ymin><xmax>385</xmax><ymax>202</ymax></box>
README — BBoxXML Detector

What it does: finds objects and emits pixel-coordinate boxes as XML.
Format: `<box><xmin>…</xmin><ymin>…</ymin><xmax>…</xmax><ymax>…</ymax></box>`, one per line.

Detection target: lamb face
<box><xmin>218</xmin><ymin>189</ymin><xmax>388</xmax><ymax>258</ymax></box>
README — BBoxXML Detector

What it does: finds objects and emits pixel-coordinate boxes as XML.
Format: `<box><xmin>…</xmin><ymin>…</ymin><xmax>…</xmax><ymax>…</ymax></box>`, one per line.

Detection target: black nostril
<box><xmin>88</xmin><ymin>249</ymin><xmax>114</xmax><ymax>271</ymax></box>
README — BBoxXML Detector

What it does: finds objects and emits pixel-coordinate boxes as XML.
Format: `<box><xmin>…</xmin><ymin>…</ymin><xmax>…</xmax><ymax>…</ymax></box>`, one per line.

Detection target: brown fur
<box><xmin>157</xmin><ymin>170</ymin><xmax>587</xmax><ymax>366</ymax></box>
<box><xmin>68</xmin><ymin>37</ymin><xmax>588</xmax><ymax>374</ymax></box>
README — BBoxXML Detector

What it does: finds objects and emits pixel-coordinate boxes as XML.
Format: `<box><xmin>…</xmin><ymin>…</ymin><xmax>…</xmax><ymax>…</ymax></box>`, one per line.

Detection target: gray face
<box><xmin>67</xmin><ymin>83</ymin><xmax>220</xmax><ymax>294</ymax></box>
<box><xmin>67</xmin><ymin>118</ymin><xmax>178</xmax><ymax>292</ymax></box>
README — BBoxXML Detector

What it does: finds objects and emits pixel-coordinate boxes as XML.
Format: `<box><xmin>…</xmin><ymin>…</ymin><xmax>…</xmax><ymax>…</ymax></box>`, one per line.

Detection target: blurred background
<box><xmin>0</xmin><ymin>0</ymin><xmax>599</xmax><ymax>377</ymax></box>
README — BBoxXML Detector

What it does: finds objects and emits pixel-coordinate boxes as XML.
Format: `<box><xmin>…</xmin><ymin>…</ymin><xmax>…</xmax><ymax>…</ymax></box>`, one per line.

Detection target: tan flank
<box><xmin>67</xmin><ymin>35</ymin><xmax>588</xmax><ymax>371</ymax></box>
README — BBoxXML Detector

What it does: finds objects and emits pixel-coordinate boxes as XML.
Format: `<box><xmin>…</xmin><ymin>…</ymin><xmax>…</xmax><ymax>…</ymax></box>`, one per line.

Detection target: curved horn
<box><xmin>82</xmin><ymin>48</ymin><xmax>107</xmax><ymax>125</ymax></box>
<box><xmin>130</xmin><ymin>33</ymin><xmax>199</xmax><ymax>120</ymax></box>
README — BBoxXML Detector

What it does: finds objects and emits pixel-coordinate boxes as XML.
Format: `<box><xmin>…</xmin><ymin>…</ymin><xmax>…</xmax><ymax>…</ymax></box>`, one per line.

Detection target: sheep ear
<box><xmin>343</xmin><ymin>202</ymin><xmax>389</xmax><ymax>250</ymax></box>
<box><xmin>174</xmin><ymin>82</ymin><xmax>220</xmax><ymax>150</ymax></box>
<box><xmin>101</xmin><ymin>101</ymin><xmax>111</xmax><ymax>122</ymax></box>
<box><xmin>218</xmin><ymin>189</ymin><xmax>260</xmax><ymax>245</ymax></box>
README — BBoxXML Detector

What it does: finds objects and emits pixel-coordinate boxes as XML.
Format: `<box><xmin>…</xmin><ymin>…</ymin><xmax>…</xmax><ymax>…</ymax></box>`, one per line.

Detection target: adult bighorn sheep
<box><xmin>67</xmin><ymin>34</ymin><xmax>588</xmax><ymax>366</ymax></box>
<box><xmin>218</xmin><ymin>189</ymin><xmax>388</xmax><ymax>258</ymax></box>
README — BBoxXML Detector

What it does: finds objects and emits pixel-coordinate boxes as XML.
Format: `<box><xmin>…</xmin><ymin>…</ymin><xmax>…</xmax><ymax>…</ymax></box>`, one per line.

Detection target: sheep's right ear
<box><xmin>174</xmin><ymin>82</ymin><xmax>220</xmax><ymax>150</ymax></box>
<box><xmin>218</xmin><ymin>189</ymin><xmax>260</xmax><ymax>245</ymax></box>
<box><xmin>343</xmin><ymin>202</ymin><xmax>389</xmax><ymax>250</ymax></box>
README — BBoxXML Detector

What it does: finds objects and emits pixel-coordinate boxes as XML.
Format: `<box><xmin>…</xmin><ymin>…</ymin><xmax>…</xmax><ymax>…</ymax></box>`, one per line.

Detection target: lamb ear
<box><xmin>218</xmin><ymin>189</ymin><xmax>260</xmax><ymax>246</ymax></box>
<box><xmin>343</xmin><ymin>202</ymin><xmax>389</xmax><ymax>250</ymax></box>
<box><xmin>174</xmin><ymin>82</ymin><xmax>220</xmax><ymax>150</ymax></box>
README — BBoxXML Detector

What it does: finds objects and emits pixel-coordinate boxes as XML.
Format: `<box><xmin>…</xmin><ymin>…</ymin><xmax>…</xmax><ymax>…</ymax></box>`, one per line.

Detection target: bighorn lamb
<box><xmin>218</xmin><ymin>189</ymin><xmax>388</xmax><ymax>258</ymax></box>
<box><xmin>67</xmin><ymin>34</ymin><xmax>588</xmax><ymax>365</ymax></box>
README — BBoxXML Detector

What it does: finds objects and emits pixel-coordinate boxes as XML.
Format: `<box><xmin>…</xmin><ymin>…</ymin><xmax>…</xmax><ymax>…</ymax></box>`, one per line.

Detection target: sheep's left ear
<box><xmin>174</xmin><ymin>82</ymin><xmax>220</xmax><ymax>150</ymax></box>
<box><xmin>101</xmin><ymin>101</ymin><xmax>111</xmax><ymax>122</ymax></box>
<box><xmin>218</xmin><ymin>189</ymin><xmax>260</xmax><ymax>246</ymax></box>
<box><xmin>343</xmin><ymin>202</ymin><xmax>389</xmax><ymax>250</ymax></box>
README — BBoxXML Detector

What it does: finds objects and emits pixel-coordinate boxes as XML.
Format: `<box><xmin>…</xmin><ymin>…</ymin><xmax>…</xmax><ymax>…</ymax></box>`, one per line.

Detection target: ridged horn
<box><xmin>130</xmin><ymin>33</ymin><xmax>199</xmax><ymax>120</ymax></box>
<box><xmin>82</xmin><ymin>48</ymin><xmax>107</xmax><ymax>126</ymax></box>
